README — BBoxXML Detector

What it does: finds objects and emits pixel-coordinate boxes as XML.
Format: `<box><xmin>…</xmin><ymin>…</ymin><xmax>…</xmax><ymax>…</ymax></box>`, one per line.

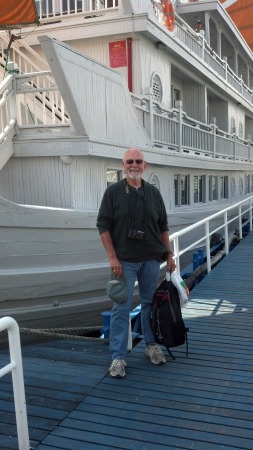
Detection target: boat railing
<box><xmin>32</xmin><ymin>1</ymin><xmax>253</xmax><ymax>106</ymax></box>
<box><xmin>35</xmin><ymin>0</ymin><xmax>119</xmax><ymax>21</ymax></box>
<box><xmin>1</xmin><ymin>1</ymin><xmax>253</xmax><ymax>122</ymax></box>
<box><xmin>174</xmin><ymin>19</ymin><xmax>203</xmax><ymax>57</ymax></box>
<box><xmin>166</xmin><ymin>11</ymin><xmax>253</xmax><ymax>104</ymax></box>
<box><xmin>15</xmin><ymin>71</ymin><xmax>69</xmax><ymax>127</ymax></box>
<box><xmin>131</xmin><ymin>92</ymin><xmax>253</xmax><ymax>161</ymax></box>
<box><xmin>0</xmin><ymin>316</ymin><xmax>30</xmax><ymax>450</ymax></box>
<box><xmin>1</xmin><ymin>71</ymin><xmax>252</xmax><ymax>163</ymax></box>
<box><xmin>0</xmin><ymin>30</ymin><xmax>49</xmax><ymax>77</ymax></box>
<box><xmin>128</xmin><ymin>195</ymin><xmax>253</xmax><ymax>347</ymax></box>
<box><xmin>0</xmin><ymin>34</ymin><xmax>69</xmax><ymax>127</ymax></box>
<box><xmin>181</xmin><ymin>112</ymin><xmax>214</xmax><ymax>155</ymax></box>
<box><xmin>167</xmin><ymin>195</ymin><xmax>253</xmax><ymax>275</ymax></box>
<box><xmin>0</xmin><ymin>75</ymin><xmax>15</xmax><ymax>136</ymax></box>
<box><xmin>0</xmin><ymin>74</ymin><xmax>16</xmax><ymax>165</ymax></box>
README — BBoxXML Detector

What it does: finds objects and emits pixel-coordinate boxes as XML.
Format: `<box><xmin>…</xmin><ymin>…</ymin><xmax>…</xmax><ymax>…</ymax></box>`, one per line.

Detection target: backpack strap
<box><xmin>185</xmin><ymin>328</ymin><xmax>189</xmax><ymax>357</ymax></box>
<box><xmin>165</xmin><ymin>347</ymin><xmax>176</xmax><ymax>360</ymax></box>
<box><xmin>166</xmin><ymin>327</ymin><xmax>189</xmax><ymax>360</ymax></box>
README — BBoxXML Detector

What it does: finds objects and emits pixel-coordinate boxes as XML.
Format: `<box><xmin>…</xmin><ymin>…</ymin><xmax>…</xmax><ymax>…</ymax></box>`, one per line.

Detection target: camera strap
<box><xmin>124</xmin><ymin>179</ymin><xmax>146</xmax><ymax>230</ymax></box>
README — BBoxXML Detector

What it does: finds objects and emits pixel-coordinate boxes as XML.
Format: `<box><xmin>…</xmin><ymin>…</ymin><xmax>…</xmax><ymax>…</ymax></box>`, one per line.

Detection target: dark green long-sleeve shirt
<box><xmin>96</xmin><ymin>179</ymin><xmax>169</xmax><ymax>262</ymax></box>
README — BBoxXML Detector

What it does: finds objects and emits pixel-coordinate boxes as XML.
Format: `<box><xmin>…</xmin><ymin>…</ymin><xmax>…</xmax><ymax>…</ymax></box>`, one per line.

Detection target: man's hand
<box><xmin>109</xmin><ymin>256</ymin><xmax>123</xmax><ymax>278</ymax></box>
<box><xmin>167</xmin><ymin>254</ymin><xmax>176</xmax><ymax>273</ymax></box>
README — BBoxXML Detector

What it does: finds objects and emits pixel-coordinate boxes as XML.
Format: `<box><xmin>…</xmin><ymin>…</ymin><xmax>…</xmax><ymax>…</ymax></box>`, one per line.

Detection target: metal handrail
<box><xmin>0</xmin><ymin>317</ymin><xmax>30</xmax><ymax>450</ymax></box>
<box><xmin>165</xmin><ymin>195</ymin><xmax>253</xmax><ymax>275</ymax></box>
<box><xmin>127</xmin><ymin>196</ymin><xmax>253</xmax><ymax>350</ymax></box>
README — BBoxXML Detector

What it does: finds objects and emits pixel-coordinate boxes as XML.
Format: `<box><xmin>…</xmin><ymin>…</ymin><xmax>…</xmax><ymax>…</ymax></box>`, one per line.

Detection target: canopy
<box><xmin>221</xmin><ymin>0</ymin><xmax>253</xmax><ymax>51</ymax></box>
<box><xmin>0</xmin><ymin>0</ymin><xmax>39</xmax><ymax>28</ymax></box>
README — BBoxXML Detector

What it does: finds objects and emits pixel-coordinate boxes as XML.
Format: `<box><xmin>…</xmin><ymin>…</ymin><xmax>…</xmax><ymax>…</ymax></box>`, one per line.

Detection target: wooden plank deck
<box><xmin>1</xmin><ymin>232</ymin><xmax>253</xmax><ymax>450</ymax></box>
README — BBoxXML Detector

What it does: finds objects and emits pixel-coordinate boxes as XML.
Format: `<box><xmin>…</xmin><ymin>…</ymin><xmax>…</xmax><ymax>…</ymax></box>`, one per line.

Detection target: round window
<box><xmin>149</xmin><ymin>173</ymin><xmax>160</xmax><ymax>190</ymax></box>
<box><xmin>151</xmin><ymin>73</ymin><xmax>163</xmax><ymax>103</ymax></box>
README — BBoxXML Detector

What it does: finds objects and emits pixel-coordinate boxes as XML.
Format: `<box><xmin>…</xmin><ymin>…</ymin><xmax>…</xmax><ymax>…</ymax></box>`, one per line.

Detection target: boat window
<box><xmin>174</xmin><ymin>174</ymin><xmax>190</xmax><ymax>207</ymax></box>
<box><xmin>245</xmin><ymin>174</ymin><xmax>251</xmax><ymax>194</ymax></box>
<box><xmin>239</xmin><ymin>177</ymin><xmax>244</xmax><ymax>195</ymax></box>
<box><xmin>151</xmin><ymin>73</ymin><xmax>163</xmax><ymax>103</ymax></box>
<box><xmin>149</xmin><ymin>173</ymin><xmax>160</xmax><ymax>190</ymax></box>
<box><xmin>239</xmin><ymin>122</ymin><xmax>243</xmax><ymax>139</ymax></box>
<box><xmin>171</xmin><ymin>86</ymin><xmax>181</xmax><ymax>107</ymax></box>
<box><xmin>231</xmin><ymin>177</ymin><xmax>236</xmax><ymax>197</ymax></box>
<box><xmin>231</xmin><ymin>117</ymin><xmax>236</xmax><ymax>134</ymax></box>
<box><xmin>209</xmin><ymin>175</ymin><xmax>218</xmax><ymax>202</ymax></box>
<box><xmin>106</xmin><ymin>169</ymin><xmax>122</xmax><ymax>186</ymax></box>
<box><xmin>220</xmin><ymin>176</ymin><xmax>229</xmax><ymax>199</ymax></box>
<box><xmin>194</xmin><ymin>175</ymin><xmax>205</xmax><ymax>204</ymax></box>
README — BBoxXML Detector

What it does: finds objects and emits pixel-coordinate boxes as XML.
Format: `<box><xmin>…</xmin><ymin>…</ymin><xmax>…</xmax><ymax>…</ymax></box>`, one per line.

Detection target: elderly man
<box><xmin>97</xmin><ymin>148</ymin><xmax>175</xmax><ymax>377</ymax></box>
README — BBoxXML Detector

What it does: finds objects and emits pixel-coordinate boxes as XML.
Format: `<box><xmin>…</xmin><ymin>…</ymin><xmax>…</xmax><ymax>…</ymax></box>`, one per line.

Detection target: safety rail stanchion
<box><xmin>0</xmin><ymin>317</ymin><xmax>30</xmax><ymax>450</ymax></box>
<box><xmin>250</xmin><ymin>199</ymin><xmax>253</xmax><ymax>231</ymax></box>
<box><xmin>127</xmin><ymin>317</ymin><xmax>133</xmax><ymax>351</ymax></box>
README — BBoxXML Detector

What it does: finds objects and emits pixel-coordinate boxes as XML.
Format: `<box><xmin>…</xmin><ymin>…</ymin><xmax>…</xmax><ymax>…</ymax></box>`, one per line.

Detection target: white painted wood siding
<box><xmin>0</xmin><ymin>155</ymin><xmax>122</xmax><ymax>209</ymax></box>
<box><xmin>0</xmin><ymin>157</ymin><xmax>72</xmax><ymax>207</ymax></box>
<box><xmin>135</xmin><ymin>36</ymin><xmax>171</xmax><ymax>108</ymax></box>
<box><xmin>38</xmin><ymin>36</ymin><xmax>150</xmax><ymax>148</ymax></box>
<box><xmin>0</xmin><ymin>196</ymin><xmax>108</xmax><ymax>303</ymax></box>
<box><xmin>183</xmin><ymin>82</ymin><xmax>207</xmax><ymax>123</ymax></box>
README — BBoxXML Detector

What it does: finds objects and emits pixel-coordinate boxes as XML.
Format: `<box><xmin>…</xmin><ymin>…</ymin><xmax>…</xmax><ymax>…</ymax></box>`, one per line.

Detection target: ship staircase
<box><xmin>0</xmin><ymin>30</ymin><xmax>70</xmax><ymax>170</ymax></box>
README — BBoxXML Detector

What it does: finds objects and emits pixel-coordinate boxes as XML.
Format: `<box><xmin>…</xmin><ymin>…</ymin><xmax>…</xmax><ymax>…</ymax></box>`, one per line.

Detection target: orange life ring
<box><xmin>162</xmin><ymin>0</ymin><xmax>175</xmax><ymax>32</ymax></box>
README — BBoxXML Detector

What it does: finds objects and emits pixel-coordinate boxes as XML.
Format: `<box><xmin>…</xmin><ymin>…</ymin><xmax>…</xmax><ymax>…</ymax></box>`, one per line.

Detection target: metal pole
<box><xmin>0</xmin><ymin>317</ymin><xmax>30</xmax><ymax>450</ymax></box>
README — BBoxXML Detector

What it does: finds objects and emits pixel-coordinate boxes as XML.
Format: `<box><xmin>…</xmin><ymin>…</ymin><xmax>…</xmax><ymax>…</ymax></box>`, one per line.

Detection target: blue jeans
<box><xmin>109</xmin><ymin>259</ymin><xmax>160</xmax><ymax>360</ymax></box>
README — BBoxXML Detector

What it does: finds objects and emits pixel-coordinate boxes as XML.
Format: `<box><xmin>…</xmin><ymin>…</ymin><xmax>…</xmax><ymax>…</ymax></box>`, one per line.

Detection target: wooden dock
<box><xmin>1</xmin><ymin>232</ymin><xmax>253</xmax><ymax>450</ymax></box>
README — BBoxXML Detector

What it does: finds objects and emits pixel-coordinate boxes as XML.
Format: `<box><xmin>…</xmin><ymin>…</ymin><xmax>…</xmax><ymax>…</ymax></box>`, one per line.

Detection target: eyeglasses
<box><xmin>124</xmin><ymin>159</ymin><xmax>144</xmax><ymax>165</ymax></box>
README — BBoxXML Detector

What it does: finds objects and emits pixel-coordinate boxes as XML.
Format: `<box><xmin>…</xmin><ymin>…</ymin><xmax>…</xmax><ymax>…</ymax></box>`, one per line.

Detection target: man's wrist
<box><xmin>167</xmin><ymin>250</ymin><xmax>174</xmax><ymax>257</ymax></box>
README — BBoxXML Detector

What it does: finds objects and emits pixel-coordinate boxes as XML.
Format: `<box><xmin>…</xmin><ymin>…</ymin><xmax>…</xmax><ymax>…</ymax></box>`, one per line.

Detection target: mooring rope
<box><xmin>1</xmin><ymin>325</ymin><xmax>109</xmax><ymax>344</ymax></box>
<box><xmin>23</xmin><ymin>326</ymin><xmax>102</xmax><ymax>333</ymax></box>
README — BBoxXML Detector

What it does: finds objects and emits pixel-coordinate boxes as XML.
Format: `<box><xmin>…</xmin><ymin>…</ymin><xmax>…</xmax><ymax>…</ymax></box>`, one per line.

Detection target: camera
<box><xmin>128</xmin><ymin>229</ymin><xmax>145</xmax><ymax>241</ymax></box>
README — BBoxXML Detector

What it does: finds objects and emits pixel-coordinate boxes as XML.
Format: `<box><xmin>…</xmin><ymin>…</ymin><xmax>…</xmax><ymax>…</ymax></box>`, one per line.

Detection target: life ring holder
<box><xmin>162</xmin><ymin>0</ymin><xmax>175</xmax><ymax>32</ymax></box>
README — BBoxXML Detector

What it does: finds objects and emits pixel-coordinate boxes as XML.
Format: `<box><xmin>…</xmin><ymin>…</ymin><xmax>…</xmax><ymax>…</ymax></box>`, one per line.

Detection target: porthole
<box><xmin>151</xmin><ymin>72</ymin><xmax>163</xmax><ymax>103</ymax></box>
<box><xmin>149</xmin><ymin>173</ymin><xmax>160</xmax><ymax>190</ymax></box>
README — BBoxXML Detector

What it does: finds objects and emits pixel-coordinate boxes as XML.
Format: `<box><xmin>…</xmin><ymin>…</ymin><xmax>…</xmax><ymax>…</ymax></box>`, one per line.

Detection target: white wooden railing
<box><xmin>171</xmin><ymin>12</ymin><xmax>253</xmax><ymax>104</ymax></box>
<box><xmin>1</xmin><ymin>72</ymin><xmax>253</xmax><ymax>164</ymax></box>
<box><xmin>0</xmin><ymin>1</ymin><xmax>252</xmax><ymax>118</ymax></box>
<box><xmin>0</xmin><ymin>317</ymin><xmax>30</xmax><ymax>450</ymax></box>
<box><xmin>0</xmin><ymin>0</ymin><xmax>252</xmax><ymax>106</ymax></box>
<box><xmin>174</xmin><ymin>22</ymin><xmax>253</xmax><ymax>103</ymax></box>
<box><xmin>0</xmin><ymin>31</ymin><xmax>49</xmax><ymax>75</ymax></box>
<box><xmin>35</xmin><ymin>0</ymin><xmax>118</xmax><ymax>20</ymax></box>
<box><xmin>131</xmin><ymin>93</ymin><xmax>253</xmax><ymax>160</ymax></box>
<box><xmin>0</xmin><ymin>75</ymin><xmax>16</xmax><ymax>142</ymax></box>
<box><xmin>15</xmin><ymin>71</ymin><xmax>69</xmax><ymax>127</ymax></box>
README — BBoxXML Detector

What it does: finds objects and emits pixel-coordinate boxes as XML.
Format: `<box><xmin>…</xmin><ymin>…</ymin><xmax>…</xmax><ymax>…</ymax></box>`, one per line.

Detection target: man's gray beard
<box><xmin>128</xmin><ymin>171</ymin><xmax>142</xmax><ymax>180</ymax></box>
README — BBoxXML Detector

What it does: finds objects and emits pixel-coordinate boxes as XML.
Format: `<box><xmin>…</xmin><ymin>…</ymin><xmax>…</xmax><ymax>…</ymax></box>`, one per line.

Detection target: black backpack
<box><xmin>151</xmin><ymin>278</ymin><xmax>189</xmax><ymax>359</ymax></box>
